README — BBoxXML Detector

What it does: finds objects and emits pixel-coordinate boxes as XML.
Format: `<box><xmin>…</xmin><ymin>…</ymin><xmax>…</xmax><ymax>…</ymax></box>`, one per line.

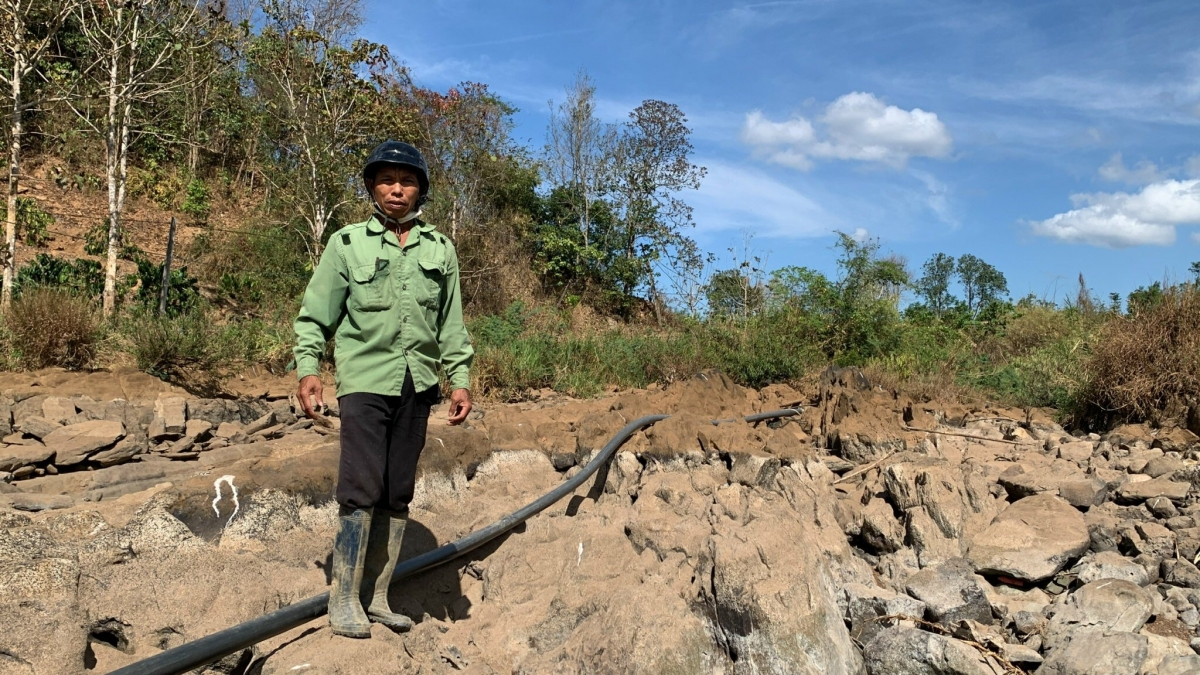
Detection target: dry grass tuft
<box><xmin>1084</xmin><ymin>287</ymin><xmax>1200</xmax><ymax>426</ymax></box>
<box><xmin>5</xmin><ymin>287</ymin><xmax>101</xmax><ymax>369</ymax></box>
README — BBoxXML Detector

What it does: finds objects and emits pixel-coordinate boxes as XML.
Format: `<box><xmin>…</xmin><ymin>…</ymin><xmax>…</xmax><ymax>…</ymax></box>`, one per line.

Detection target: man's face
<box><xmin>369</xmin><ymin>166</ymin><xmax>422</xmax><ymax>219</ymax></box>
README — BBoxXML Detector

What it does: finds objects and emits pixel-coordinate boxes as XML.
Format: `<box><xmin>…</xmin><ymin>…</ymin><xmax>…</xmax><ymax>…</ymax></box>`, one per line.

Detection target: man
<box><xmin>293</xmin><ymin>140</ymin><xmax>474</xmax><ymax>638</ymax></box>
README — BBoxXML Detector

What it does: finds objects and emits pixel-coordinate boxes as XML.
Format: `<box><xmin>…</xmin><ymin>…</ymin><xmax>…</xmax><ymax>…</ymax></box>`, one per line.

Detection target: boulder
<box><xmin>1056</xmin><ymin>476</ymin><xmax>1109</xmax><ymax>510</ymax></box>
<box><xmin>40</xmin><ymin>396</ymin><xmax>77</xmax><ymax>423</ymax></box>
<box><xmin>41</xmin><ymin>419</ymin><xmax>126</xmax><ymax>466</ymax></box>
<box><xmin>863</xmin><ymin>627</ymin><xmax>998</xmax><ymax>675</ymax></box>
<box><xmin>1144</xmin><ymin>455</ymin><xmax>1185</xmax><ymax>479</ymax></box>
<box><xmin>243</xmin><ymin>411</ymin><xmax>277</xmax><ymax>436</ymax></box>
<box><xmin>967</xmin><ymin>494</ymin><xmax>1090</xmax><ymax>582</ymax></box>
<box><xmin>1036</xmin><ymin>630</ymin><xmax>1147</xmax><ymax>675</ymax></box>
<box><xmin>1072</xmin><ymin>551</ymin><xmax>1150</xmax><ymax>586</ymax></box>
<box><xmin>10</xmin><ymin>493</ymin><xmax>74</xmax><ymax>511</ymax></box>
<box><xmin>154</xmin><ymin>396</ymin><xmax>188</xmax><ymax>435</ymax></box>
<box><xmin>214</xmin><ymin>421</ymin><xmax>243</xmax><ymax>439</ymax></box>
<box><xmin>1161</xmin><ymin>560</ymin><xmax>1200</xmax><ymax>589</ymax></box>
<box><xmin>1159</xmin><ymin>655</ymin><xmax>1200</xmax><ymax>675</ymax></box>
<box><xmin>904</xmin><ymin>558</ymin><xmax>994</xmax><ymax>626</ymax></box>
<box><xmin>1044</xmin><ymin>580</ymin><xmax>1154</xmax><ymax>652</ymax></box>
<box><xmin>184</xmin><ymin>419</ymin><xmax>213</xmax><ymax>442</ymax></box>
<box><xmin>91</xmin><ymin>435</ymin><xmax>147</xmax><ymax>467</ymax></box>
<box><xmin>16</xmin><ymin>416</ymin><xmax>61</xmax><ymax>440</ymax></box>
<box><xmin>860</xmin><ymin>498</ymin><xmax>906</xmax><ymax>554</ymax></box>
<box><xmin>0</xmin><ymin>442</ymin><xmax>54</xmax><ymax>472</ymax></box>
<box><xmin>844</xmin><ymin>582</ymin><xmax>927</xmax><ymax>644</ymax></box>
<box><xmin>1116</xmin><ymin>476</ymin><xmax>1190</xmax><ymax>503</ymax></box>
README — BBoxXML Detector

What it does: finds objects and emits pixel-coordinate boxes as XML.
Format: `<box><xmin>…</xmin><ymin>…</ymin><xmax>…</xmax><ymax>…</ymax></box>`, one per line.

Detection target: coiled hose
<box><xmin>109</xmin><ymin>408</ymin><xmax>801</xmax><ymax>675</ymax></box>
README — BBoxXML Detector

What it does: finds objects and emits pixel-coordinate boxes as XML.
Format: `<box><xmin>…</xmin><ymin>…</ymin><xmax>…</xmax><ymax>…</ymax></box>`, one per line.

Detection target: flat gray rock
<box><xmin>1117</xmin><ymin>476</ymin><xmax>1190</xmax><ymax>503</ymax></box>
<box><xmin>90</xmin><ymin>435</ymin><xmax>146</xmax><ymax>468</ymax></box>
<box><xmin>1036</xmin><ymin>630</ymin><xmax>1147</xmax><ymax>675</ymax></box>
<box><xmin>904</xmin><ymin>558</ymin><xmax>994</xmax><ymax>626</ymax></box>
<box><xmin>1044</xmin><ymin>580</ymin><xmax>1154</xmax><ymax>652</ymax></box>
<box><xmin>154</xmin><ymin>396</ymin><xmax>187</xmax><ymax>435</ymax></box>
<box><xmin>41</xmin><ymin>420</ymin><xmax>126</xmax><ymax>466</ymax></box>
<box><xmin>967</xmin><ymin>494</ymin><xmax>1090</xmax><ymax>582</ymax></box>
<box><xmin>863</xmin><ymin>626</ymin><xmax>998</xmax><ymax>675</ymax></box>
<box><xmin>40</xmin><ymin>397</ymin><xmax>77</xmax><ymax>423</ymax></box>
<box><xmin>1071</xmin><ymin>551</ymin><xmax>1150</xmax><ymax>586</ymax></box>
<box><xmin>844</xmin><ymin>582</ymin><xmax>927</xmax><ymax>644</ymax></box>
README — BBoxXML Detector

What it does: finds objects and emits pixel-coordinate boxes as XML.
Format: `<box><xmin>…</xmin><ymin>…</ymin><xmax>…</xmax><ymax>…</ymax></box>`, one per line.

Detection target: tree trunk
<box><xmin>2</xmin><ymin>57</ymin><xmax>21</xmax><ymax>310</ymax></box>
<box><xmin>101</xmin><ymin>34</ymin><xmax>121</xmax><ymax>316</ymax></box>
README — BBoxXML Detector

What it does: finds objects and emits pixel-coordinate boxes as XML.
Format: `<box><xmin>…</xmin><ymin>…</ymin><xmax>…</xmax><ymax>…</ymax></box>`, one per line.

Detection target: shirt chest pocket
<box><xmin>350</xmin><ymin>259</ymin><xmax>394</xmax><ymax>311</ymax></box>
<box><xmin>416</xmin><ymin>257</ymin><xmax>444</xmax><ymax>311</ymax></box>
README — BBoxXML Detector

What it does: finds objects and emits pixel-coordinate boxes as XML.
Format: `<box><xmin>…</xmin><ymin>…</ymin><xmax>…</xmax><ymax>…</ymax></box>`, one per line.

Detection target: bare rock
<box><xmin>0</xmin><ymin>442</ymin><xmax>53</xmax><ymax>472</ymax></box>
<box><xmin>1056</xmin><ymin>476</ymin><xmax>1109</xmax><ymax>510</ymax></box>
<box><xmin>967</xmin><ymin>494</ymin><xmax>1090</xmax><ymax>582</ymax></box>
<box><xmin>1161</xmin><ymin>559</ymin><xmax>1200</xmax><ymax>589</ymax></box>
<box><xmin>41</xmin><ymin>419</ymin><xmax>126</xmax><ymax>466</ymax></box>
<box><xmin>0</xmin><ymin>400</ymin><xmax>12</xmax><ymax>437</ymax></box>
<box><xmin>1056</xmin><ymin>440</ymin><xmax>1095</xmax><ymax>465</ymax></box>
<box><xmin>10</xmin><ymin>493</ymin><xmax>75</xmax><ymax>512</ymax></box>
<box><xmin>1072</xmin><ymin>551</ymin><xmax>1151</xmax><ymax>586</ymax></box>
<box><xmin>863</xmin><ymin>626</ymin><xmax>999</xmax><ymax>675</ymax></box>
<box><xmin>1159</xmin><ymin>654</ymin><xmax>1200</xmax><ymax>675</ymax></box>
<box><xmin>1037</xmin><ymin>630</ymin><xmax>1148</xmax><ymax>675</ymax></box>
<box><xmin>90</xmin><ymin>434</ymin><xmax>147</xmax><ymax>467</ymax></box>
<box><xmin>729</xmin><ymin>454</ymin><xmax>780</xmax><ymax>488</ymax></box>
<box><xmin>154</xmin><ymin>396</ymin><xmax>188</xmax><ymax>435</ymax></box>
<box><xmin>1145</xmin><ymin>455</ymin><xmax>1186</xmax><ymax>479</ymax></box>
<box><xmin>40</xmin><ymin>396</ymin><xmax>77</xmax><ymax>423</ymax></box>
<box><xmin>1044</xmin><ymin>580</ymin><xmax>1154</xmax><ymax>652</ymax></box>
<box><xmin>861</xmin><ymin>498</ymin><xmax>906</xmax><ymax>554</ymax></box>
<box><xmin>904</xmin><ymin>558</ymin><xmax>994</xmax><ymax>626</ymax></box>
<box><xmin>243</xmin><ymin>411</ymin><xmax>277</xmax><ymax>436</ymax></box>
<box><xmin>1116</xmin><ymin>476</ymin><xmax>1191</xmax><ymax>503</ymax></box>
<box><xmin>16</xmin><ymin>416</ymin><xmax>62</xmax><ymax>440</ymax></box>
<box><xmin>184</xmin><ymin>419</ymin><xmax>213</xmax><ymax>442</ymax></box>
<box><xmin>844</xmin><ymin>582</ymin><xmax>927</xmax><ymax>644</ymax></box>
<box><xmin>213</xmin><ymin>421</ymin><xmax>243</xmax><ymax>439</ymax></box>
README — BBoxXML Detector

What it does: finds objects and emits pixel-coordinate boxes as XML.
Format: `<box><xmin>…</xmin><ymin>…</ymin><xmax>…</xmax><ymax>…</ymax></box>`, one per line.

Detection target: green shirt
<box><xmin>293</xmin><ymin>216</ymin><xmax>474</xmax><ymax>396</ymax></box>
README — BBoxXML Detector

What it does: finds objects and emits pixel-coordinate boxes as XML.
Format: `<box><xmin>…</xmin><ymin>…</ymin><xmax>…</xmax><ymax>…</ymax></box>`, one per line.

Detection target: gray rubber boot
<box><xmin>329</xmin><ymin>506</ymin><xmax>373</xmax><ymax>638</ymax></box>
<box><xmin>361</xmin><ymin>507</ymin><xmax>414</xmax><ymax>631</ymax></box>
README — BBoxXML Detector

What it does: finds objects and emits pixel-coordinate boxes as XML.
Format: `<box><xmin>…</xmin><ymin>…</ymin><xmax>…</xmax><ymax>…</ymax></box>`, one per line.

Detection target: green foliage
<box><xmin>914</xmin><ymin>252</ymin><xmax>958</xmax><ymax>316</ymax></box>
<box><xmin>0</xmin><ymin>198</ymin><xmax>53</xmax><ymax>247</ymax></box>
<box><xmin>1127</xmin><ymin>282</ymin><xmax>1163</xmax><ymax>316</ymax></box>
<box><xmin>14</xmin><ymin>253</ymin><xmax>104</xmax><ymax>298</ymax></box>
<box><xmin>705</xmin><ymin>269</ymin><xmax>764</xmax><ymax>319</ymax></box>
<box><xmin>125</xmin><ymin>309</ymin><xmax>225</xmax><ymax>385</ymax></box>
<box><xmin>128</xmin><ymin>257</ymin><xmax>200</xmax><ymax>317</ymax></box>
<box><xmin>181</xmin><ymin>178</ymin><xmax>211</xmax><ymax>222</ymax></box>
<box><xmin>957</xmin><ymin>254</ymin><xmax>1008</xmax><ymax>315</ymax></box>
<box><xmin>84</xmin><ymin>221</ymin><xmax>107</xmax><ymax>256</ymax></box>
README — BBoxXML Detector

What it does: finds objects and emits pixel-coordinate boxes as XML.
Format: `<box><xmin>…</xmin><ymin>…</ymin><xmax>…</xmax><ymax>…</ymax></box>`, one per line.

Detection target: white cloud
<box><xmin>1031</xmin><ymin>179</ymin><xmax>1200</xmax><ymax>248</ymax></box>
<box><xmin>742</xmin><ymin>92</ymin><xmax>952</xmax><ymax>170</ymax></box>
<box><xmin>1098</xmin><ymin>152</ymin><xmax>1165</xmax><ymax>185</ymax></box>
<box><xmin>851</xmin><ymin>227</ymin><xmax>869</xmax><ymax>242</ymax></box>
<box><xmin>688</xmin><ymin>160</ymin><xmax>830</xmax><ymax>238</ymax></box>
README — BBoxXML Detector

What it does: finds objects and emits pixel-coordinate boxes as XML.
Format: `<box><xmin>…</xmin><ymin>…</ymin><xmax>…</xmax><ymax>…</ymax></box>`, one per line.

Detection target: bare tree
<box><xmin>71</xmin><ymin>0</ymin><xmax>202</xmax><ymax>315</ymax></box>
<box><xmin>0</xmin><ymin>0</ymin><xmax>74</xmax><ymax>309</ymax></box>
<box><xmin>544</xmin><ymin>71</ymin><xmax>614</xmax><ymax>249</ymax></box>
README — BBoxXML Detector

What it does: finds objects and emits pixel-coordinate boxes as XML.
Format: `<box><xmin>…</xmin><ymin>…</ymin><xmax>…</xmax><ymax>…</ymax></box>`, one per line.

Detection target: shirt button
<box><xmin>402</xmin><ymin>284</ymin><xmax>407</xmax><ymax>291</ymax></box>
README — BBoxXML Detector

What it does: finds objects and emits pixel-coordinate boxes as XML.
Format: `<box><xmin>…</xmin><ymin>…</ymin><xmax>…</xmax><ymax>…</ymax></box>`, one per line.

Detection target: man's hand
<box><xmin>297</xmin><ymin>375</ymin><xmax>326</xmax><ymax>420</ymax></box>
<box><xmin>446</xmin><ymin>388</ymin><xmax>472</xmax><ymax>426</ymax></box>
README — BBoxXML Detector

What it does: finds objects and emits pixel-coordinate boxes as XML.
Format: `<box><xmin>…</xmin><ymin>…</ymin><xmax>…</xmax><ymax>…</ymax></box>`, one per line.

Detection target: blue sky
<box><xmin>362</xmin><ymin>0</ymin><xmax>1200</xmax><ymax>304</ymax></box>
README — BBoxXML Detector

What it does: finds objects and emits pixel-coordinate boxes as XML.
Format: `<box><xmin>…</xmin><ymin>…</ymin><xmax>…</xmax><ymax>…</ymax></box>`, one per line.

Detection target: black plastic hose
<box><xmin>108</xmin><ymin>408</ymin><xmax>801</xmax><ymax>675</ymax></box>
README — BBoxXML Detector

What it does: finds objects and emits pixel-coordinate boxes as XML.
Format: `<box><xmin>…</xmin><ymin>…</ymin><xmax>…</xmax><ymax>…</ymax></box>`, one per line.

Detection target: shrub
<box><xmin>0</xmin><ymin>198</ymin><xmax>52</xmax><ymax>247</ymax></box>
<box><xmin>181</xmin><ymin>178</ymin><xmax>211</xmax><ymax>223</ymax></box>
<box><xmin>1082</xmin><ymin>286</ymin><xmax>1200</xmax><ymax>426</ymax></box>
<box><xmin>126</xmin><ymin>310</ymin><xmax>225</xmax><ymax>387</ymax></box>
<box><xmin>14</xmin><ymin>253</ymin><xmax>104</xmax><ymax>299</ymax></box>
<box><xmin>5</xmin><ymin>288</ymin><xmax>100</xmax><ymax>369</ymax></box>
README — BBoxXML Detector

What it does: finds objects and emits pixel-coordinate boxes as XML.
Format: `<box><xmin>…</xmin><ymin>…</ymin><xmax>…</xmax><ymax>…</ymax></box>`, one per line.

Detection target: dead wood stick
<box><xmin>902</xmin><ymin>425</ymin><xmax>1026</xmax><ymax>446</ymax></box>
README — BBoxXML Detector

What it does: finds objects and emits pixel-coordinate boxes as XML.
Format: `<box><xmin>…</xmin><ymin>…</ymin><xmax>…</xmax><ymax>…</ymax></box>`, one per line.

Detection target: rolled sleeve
<box><xmin>436</xmin><ymin>245</ymin><xmax>474</xmax><ymax>390</ymax></box>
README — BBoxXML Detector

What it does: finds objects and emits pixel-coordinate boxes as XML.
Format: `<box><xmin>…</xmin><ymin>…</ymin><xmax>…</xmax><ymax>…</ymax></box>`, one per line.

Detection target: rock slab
<box><xmin>967</xmin><ymin>494</ymin><xmax>1089</xmax><ymax>582</ymax></box>
<box><xmin>41</xmin><ymin>419</ymin><xmax>126</xmax><ymax>466</ymax></box>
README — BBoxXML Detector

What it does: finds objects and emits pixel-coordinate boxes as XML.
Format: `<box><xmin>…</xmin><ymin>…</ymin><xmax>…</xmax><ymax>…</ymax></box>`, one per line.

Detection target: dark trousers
<box><xmin>337</xmin><ymin>371</ymin><xmax>438</xmax><ymax>512</ymax></box>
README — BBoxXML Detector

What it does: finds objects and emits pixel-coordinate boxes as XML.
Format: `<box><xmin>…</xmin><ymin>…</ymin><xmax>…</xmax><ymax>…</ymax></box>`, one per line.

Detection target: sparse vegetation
<box><xmin>4</xmin><ymin>287</ymin><xmax>100</xmax><ymax>369</ymax></box>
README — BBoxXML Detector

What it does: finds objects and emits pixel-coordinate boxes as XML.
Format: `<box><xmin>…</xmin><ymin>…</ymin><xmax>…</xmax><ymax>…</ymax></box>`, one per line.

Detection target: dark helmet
<box><xmin>362</xmin><ymin>140</ymin><xmax>429</xmax><ymax>200</ymax></box>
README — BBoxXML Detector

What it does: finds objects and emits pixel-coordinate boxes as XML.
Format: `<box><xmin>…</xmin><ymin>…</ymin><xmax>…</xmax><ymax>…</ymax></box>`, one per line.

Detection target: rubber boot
<box><xmin>328</xmin><ymin>506</ymin><xmax>373</xmax><ymax>638</ymax></box>
<box><xmin>361</xmin><ymin>507</ymin><xmax>414</xmax><ymax>631</ymax></box>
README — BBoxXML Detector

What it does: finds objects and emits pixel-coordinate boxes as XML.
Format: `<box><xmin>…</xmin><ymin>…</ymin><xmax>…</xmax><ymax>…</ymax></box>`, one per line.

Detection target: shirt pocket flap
<box><xmin>418</xmin><ymin>258</ymin><xmax>444</xmax><ymax>275</ymax></box>
<box><xmin>352</xmin><ymin>261</ymin><xmax>384</xmax><ymax>283</ymax></box>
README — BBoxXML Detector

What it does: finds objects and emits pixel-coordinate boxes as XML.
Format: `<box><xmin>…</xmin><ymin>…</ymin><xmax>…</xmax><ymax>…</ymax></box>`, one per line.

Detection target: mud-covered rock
<box><xmin>967</xmin><ymin>494</ymin><xmax>1089</xmax><ymax>582</ymax></box>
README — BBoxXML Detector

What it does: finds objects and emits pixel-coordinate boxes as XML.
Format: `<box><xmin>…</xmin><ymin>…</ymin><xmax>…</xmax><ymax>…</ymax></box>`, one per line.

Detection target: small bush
<box><xmin>1083</xmin><ymin>287</ymin><xmax>1200</xmax><ymax>426</ymax></box>
<box><xmin>0</xmin><ymin>198</ymin><xmax>52</xmax><ymax>248</ymax></box>
<box><xmin>181</xmin><ymin>178</ymin><xmax>211</xmax><ymax>223</ymax></box>
<box><xmin>5</xmin><ymin>288</ymin><xmax>100</xmax><ymax>369</ymax></box>
<box><xmin>14</xmin><ymin>253</ymin><xmax>104</xmax><ymax>299</ymax></box>
<box><xmin>126</xmin><ymin>310</ymin><xmax>225</xmax><ymax>386</ymax></box>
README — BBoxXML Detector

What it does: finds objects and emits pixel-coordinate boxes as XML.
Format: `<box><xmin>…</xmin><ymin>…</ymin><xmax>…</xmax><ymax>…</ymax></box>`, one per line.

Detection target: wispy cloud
<box><xmin>1098</xmin><ymin>152</ymin><xmax>1166</xmax><ymax>185</ymax></box>
<box><xmin>688</xmin><ymin>159</ymin><xmax>832</xmax><ymax>238</ymax></box>
<box><xmin>742</xmin><ymin>92</ymin><xmax>952</xmax><ymax>169</ymax></box>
